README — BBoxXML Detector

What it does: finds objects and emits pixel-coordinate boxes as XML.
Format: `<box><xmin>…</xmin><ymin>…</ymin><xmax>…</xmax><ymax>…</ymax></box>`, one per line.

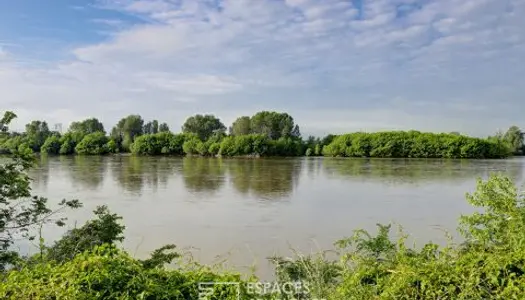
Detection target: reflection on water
<box><xmin>183</xmin><ymin>158</ymin><xmax>226</xmax><ymax>194</ymax></box>
<box><xmin>227</xmin><ymin>158</ymin><xmax>301</xmax><ymax>199</ymax></box>
<box><xmin>322</xmin><ymin>158</ymin><xmax>524</xmax><ymax>185</ymax></box>
<box><xmin>66</xmin><ymin>156</ymin><xmax>107</xmax><ymax>189</ymax></box>
<box><xmin>27</xmin><ymin>156</ymin><xmax>525</xmax><ymax>279</ymax></box>
<box><xmin>109</xmin><ymin>156</ymin><xmax>179</xmax><ymax>195</ymax></box>
<box><xmin>31</xmin><ymin>156</ymin><xmax>524</xmax><ymax>195</ymax></box>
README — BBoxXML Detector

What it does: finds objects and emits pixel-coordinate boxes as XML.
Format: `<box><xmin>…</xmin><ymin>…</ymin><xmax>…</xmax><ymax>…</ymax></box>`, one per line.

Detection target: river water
<box><xmin>27</xmin><ymin>156</ymin><xmax>525</xmax><ymax>278</ymax></box>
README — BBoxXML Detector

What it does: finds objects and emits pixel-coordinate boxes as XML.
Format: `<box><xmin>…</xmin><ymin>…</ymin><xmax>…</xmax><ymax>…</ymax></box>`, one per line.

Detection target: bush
<box><xmin>41</xmin><ymin>135</ymin><xmax>61</xmax><ymax>155</ymax></box>
<box><xmin>106</xmin><ymin>139</ymin><xmax>119</xmax><ymax>154</ymax></box>
<box><xmin>75</xmin><ymin>132</ymin><xmax>109</xmax><ymax>155</ymax></box>
<box><xmin>44</xmin><ymin>206</ymin><xmax>125</xmax><ymax>263</ymax></box>
<box><xmin>0</xmin><ymin>246</ymin><xmax>246</xmax><ymax>300</ymax></box>
<box><xmin>323</xmin><ymin>131</ymin><xmax>511</xmax><ymax>159</ymax></box>
<box><xmin>305</xmin><ymin>148</ymin><xmax>313</xmax><ymax>157</ymax></box>
<box><xmin>182</xmin><ymin>136</ymin><xmax>203</xmax><ymax>155</ymax></box>
<box><xmin>218</xmin><ymin>134</ymin><xmax>268</xmax><ymax>156</ymax></box>
<box><xmin>131</xmin><ymin>132</ymin><xmax>192</xmax><ymax>155</ymax></box>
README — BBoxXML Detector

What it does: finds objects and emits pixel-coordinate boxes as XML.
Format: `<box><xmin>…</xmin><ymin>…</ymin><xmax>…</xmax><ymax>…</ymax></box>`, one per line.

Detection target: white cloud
<box><xmin>1</xmin><ymin>0</ymin><xmax>524</xmax><ymax>135</ymax></box>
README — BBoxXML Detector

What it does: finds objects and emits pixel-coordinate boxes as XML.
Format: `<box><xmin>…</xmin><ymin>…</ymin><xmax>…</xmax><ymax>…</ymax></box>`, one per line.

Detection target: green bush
<box><xmin>218</xmin><ymin>134</ymin><xmax>271</xmax><ymax>156</ymax></box>
<box><xmin>105</xmin><ymin>139</ymin><xmax>119</xmax><ymax>154</ymax></box>
<box><xmin>45</xmin><ymin>206</ymin><xmax>125</xmax><ymax>263</ymax></box>
<box><xmin>41</xmin><ymin>135</ymin><xmax>62</xmax><ymax>155</ymax></box>
<box><xmin>182</xmin><ymin>136</ymin><xmax>203</xmax><ymax>155</ymax></box>
<box><xmin>323</xmin><ymin>131</ymin><xmax>511</xmax><ymax>159</ymax></box>
<box><xmin>75</xmin><ymin>132</ymin><xmax>109</xmax><ymax>155</ymax></box>
<box><xmin>59</xmin><ymin>131</ymin><xmax>86</xmax><ymax>155</ymax></box>
<box><xmin>305</xmin><ymin>148</ymin><xmax>313</xmax><ymax>157</ymax></box>
<box><xmin>131</xmin><ymin>132</ymin><xmax>193</xmax><ymax>155</ymax></box>
<box><xmin>0</xmin><ymin>245</ymin><xmax>248</xmax><ymax>300</ymax></box>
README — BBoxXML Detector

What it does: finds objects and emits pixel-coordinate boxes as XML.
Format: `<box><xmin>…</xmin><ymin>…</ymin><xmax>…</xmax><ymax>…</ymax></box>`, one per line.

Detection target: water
<box><xmin>26</xmin><ymin>156</ymin><xmax>525</xmax><ymax>278</ymax></box>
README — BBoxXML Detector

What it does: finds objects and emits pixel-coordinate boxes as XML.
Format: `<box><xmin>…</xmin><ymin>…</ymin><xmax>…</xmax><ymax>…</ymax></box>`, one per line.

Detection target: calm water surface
<box><xmin>28</xmin><ymin>156</ymin><xmax>525</xmax><ymax>278</ymax></box>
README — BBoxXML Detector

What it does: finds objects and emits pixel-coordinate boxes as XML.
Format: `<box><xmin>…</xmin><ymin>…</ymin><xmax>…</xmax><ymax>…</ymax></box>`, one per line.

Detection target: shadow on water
<box><xmin>322</xmin><ymin>157</ymin><xmax>524</xmax><ymax>185</ymax></box>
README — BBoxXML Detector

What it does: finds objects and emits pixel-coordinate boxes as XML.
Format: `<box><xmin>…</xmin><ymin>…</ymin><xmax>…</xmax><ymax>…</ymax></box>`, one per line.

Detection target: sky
<box><xmin>0</xmin><ymin>0</ymin><xmax>524</xmax><ymax>137</ymax></box>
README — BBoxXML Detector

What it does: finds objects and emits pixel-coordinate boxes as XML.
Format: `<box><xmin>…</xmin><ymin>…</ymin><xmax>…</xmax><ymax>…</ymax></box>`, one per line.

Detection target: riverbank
<box><xmin>1</xmin><ymin>130</ymin><xmax>513</xmax><ymax>159</ymax></box>
<box><xmin>1</xmin><ymin>174</ymin><xmax>524</xmax><ymax>299</ymax></box>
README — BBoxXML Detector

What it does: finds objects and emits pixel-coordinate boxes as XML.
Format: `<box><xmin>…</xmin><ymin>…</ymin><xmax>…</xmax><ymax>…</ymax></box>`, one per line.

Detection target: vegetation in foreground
<box><xmin>2</xmin><ymin>111</ymin><xmax>525</xmax><ymax>299</ymax></box>
<box><xmin>1</xmin><ymin>111</ymin><xmax>523</xmax><ymax>158</ymax></box>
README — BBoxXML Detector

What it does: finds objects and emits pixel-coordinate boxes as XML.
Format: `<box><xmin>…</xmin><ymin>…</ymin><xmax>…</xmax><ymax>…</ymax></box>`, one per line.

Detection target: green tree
<box><xmin>0</xmin><ymin>112</ymin><xmax>16</xmax><ymax>134</ymax></box>
<box><xmin>58</xmin><ymin>131</ymin><xmax>84</xmax><ymax>155</ymax></box>
<box><xmin>182</xmin><ymin>114</ymin><xmax>226</xmax><ymax>141</ymax></box>
<box><xmin>159</xmin><ymin>122</ymin><xmax>170</xmax><ymax>132</ymax></box>
<box><xmin>250</xmin><ymin>111</ymin><xmax>299</xmax><ymax>140</ymax></box>
<box><xmin>68</xmin><ymin>118</ymin><xmax>105</xmax><ymax>135</ymax></box>
<box><xmin>321</xmin><ymin>134</ymin><xmax>337</xmax><ymax>146</ymax></box>
<box><xmin>25</xmin><ymin>120</ymin><xmax>51</xmax><ymax>152</ymax></box>
<box><xmin>143</xmin><ymin>120</ymin><xmax>159</xmax><ymax>135</ymax></box>
<box><xmin>41</xmin><ymin>135</ymin><xmax>62</xmax><ymax>155</ymax></box>
<box><xmin>75</xmin><ymin>132</ymin><xmax>110</xmax><ymax>155</ymax></box>
<box><xmin>110</xmin><ymin>115</ymin><xmax>144</xmax><ymax>151</ymax></box>
<box><xmin>0</xmin><ymin>111</ymin><xmax>80</xmax><ymax>270</ymax></box>
<box><xmin>503</xmin><ymin>126</ymin><xmax>524</xmax><ymax>155</ymax></box>
<box><xmin>229</xmin><ymin>116</ymin><xmax>251</xmax><ymax>136</ymax></box>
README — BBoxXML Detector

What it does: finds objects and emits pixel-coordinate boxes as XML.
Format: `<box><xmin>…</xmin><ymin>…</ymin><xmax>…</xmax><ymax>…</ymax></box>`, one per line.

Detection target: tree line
<box><xmin>0</xmin><ymin>110</ymin><xmax>523</xmax><ymax>159</ymax></box>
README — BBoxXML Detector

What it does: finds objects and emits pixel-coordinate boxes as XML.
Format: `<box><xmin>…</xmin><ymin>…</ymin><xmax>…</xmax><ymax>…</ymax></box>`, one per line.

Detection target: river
<box><xmin>26</xmin><ymin>156</ymin><xmax>525</xmax><ymax>278</ymax></box>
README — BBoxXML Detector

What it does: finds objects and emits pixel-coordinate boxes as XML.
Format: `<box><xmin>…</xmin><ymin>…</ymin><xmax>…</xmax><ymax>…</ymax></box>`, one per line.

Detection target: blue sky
<box><xmin>1</xmin><ymin>0</ymin><xmax>524</xmax><ymax>137</ymax></box>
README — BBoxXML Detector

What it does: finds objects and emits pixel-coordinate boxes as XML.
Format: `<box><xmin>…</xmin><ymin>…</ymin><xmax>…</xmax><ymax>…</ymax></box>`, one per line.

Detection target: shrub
<box><xmin>75</xmin><ymin>132</ymin><xmax>109</xmax><ymax>155</ymax></box>
<box><xmin>323</xmin><ymin>131</ymin><xmax>511</xmax><ymax>159</ymax></box>
<box><xmin>41</xmin><ymin>135</ymin><xmax>61</xmax><ymax>155</ymax></box>
<box><xmin>132</xmin><ymin>132</ymin><xmax>193</xmax><ymax>155</ymax></box>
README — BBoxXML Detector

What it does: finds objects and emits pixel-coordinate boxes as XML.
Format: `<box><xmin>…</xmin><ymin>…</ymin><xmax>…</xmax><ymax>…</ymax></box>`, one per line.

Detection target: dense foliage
<box><xmin>182</xmin><ymin>114</ymin><xmax>226</xmax><ymax>141</ymax></box>
<box><xmin>230</xmin><ymin>111</ymin><xmax>301</xmax><ymax>140</ymax></box>
<box><xmin>131</xmin><ymin>132</ymin><xmax>195</xmax><ymax>155</ymax></box>
<box><xmin>0</xmin><ymin>111</ymin><xmax>522</xmax><ymax>158</ymax></box>
<box><xmin>323</xmin><ymin>131</ymin><xmax>511</xmax><ymax>159</ymax></box>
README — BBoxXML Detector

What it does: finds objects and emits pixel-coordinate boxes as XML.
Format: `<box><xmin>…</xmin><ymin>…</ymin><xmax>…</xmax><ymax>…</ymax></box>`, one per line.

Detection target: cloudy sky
<box><xmin>0</xmin><ymin>0</ymin><xmax>524</xmax><ymax>137</ymax></box>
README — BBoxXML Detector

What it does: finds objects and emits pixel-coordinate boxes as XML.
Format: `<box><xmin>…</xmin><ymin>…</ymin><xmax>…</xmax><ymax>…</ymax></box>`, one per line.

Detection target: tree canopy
<box><xmin>69</xmin><ymin>118</ymin><xmax>105</xmax><ymax>135</ymax></box>
<box><xmin>229</xmin><ymin>116</ymin><xmax>251</xmax><ymax>136</ymax></box>
<box><xmin>228</xmin><ymin>111</ymin><xmax>301</xmax><ymax>140</ymax></box>
<box><xmin>110</xmin><ymin>115</ymin><xmax>144</xmax><ymax>150</ymax></box>
<box><xmin>503</xmin><ymin>126</ymin><xmax>524</xmax><ymax>155</ymax></box>
<box><xmin>181</xmin><ymin>114</ymin><xmax>226</xmax><ymax>141</ymax></box>
<box><xmin>250</xmin><ymin>111</ymin><xmax>300</xmax><ymax>139</ymax></box>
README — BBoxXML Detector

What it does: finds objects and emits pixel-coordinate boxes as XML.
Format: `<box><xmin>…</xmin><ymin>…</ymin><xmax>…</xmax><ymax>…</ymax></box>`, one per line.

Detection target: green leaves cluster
<box><xmin>131</xmin><ymin>132</ymin><xmax>195</xmax><ymax>155</ymax></box>
<box><xmin>230</xmin><ymin>111</ymin><xmax>300</xmax><ymax>139</ymax></box>
<box><xmin>323</xmin><ymin>131</ymin><xmax>511</xmax><ymax>159</ymax></box>
<box><xmin>182</xmin><ymin>114</ymin><xmax>226</xmax><ymax>141</ymax></box>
